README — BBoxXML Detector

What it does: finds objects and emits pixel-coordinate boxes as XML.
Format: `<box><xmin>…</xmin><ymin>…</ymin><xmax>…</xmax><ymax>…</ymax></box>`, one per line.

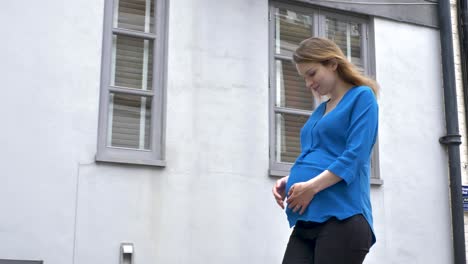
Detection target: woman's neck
<box><xmin>328</xmin><ymin>81</ymin><xmax>354</xmax><ymax>103</ymax></box>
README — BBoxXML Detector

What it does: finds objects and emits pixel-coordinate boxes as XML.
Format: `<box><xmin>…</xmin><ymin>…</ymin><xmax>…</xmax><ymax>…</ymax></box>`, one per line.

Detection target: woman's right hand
<box><xmin>272</xmin><ymin>176</ymin><xmax>288</xmax><ymax>209</ymax></box>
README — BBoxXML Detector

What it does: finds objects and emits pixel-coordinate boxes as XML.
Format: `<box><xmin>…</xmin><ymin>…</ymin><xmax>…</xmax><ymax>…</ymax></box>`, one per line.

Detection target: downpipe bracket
<box><xmin>439</xmin><ymin>134</ymin><xmax>462</xmax><ymax>145</ymax></box>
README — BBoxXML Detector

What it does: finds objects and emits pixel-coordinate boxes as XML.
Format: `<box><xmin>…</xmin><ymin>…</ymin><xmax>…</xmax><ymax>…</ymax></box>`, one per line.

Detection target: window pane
<box><xmin>111</xmin><ymin>35</ymin><xmax>154</xmax><ymax>90</ymax></box>
<box><xmin>115</xmin><ymin>0</ymin><xmax>155</xmax><ymax>33</ymax></box>
<box><xmin>325</xmin><ymin>17</ymin><xmax>363</xmax><ymax>71</ymax></box>
<box><xmin>276</xmin><ymin>59</ymin><xmax>315</xmax><ymax>111</ymax></box>
<box><xmin>275</xmin><ymin>113</ymin><xmax>308</xmax><ymax>163</ymax></box>
<box><xmin>274</xmin><ymin>8</ymin><xmax>313</xmax><ymax>57</ymax></box>
<box><xmin>107</xmin><ymin>93</ymin><xmax>152</xmax><ymax>150</ymax></box>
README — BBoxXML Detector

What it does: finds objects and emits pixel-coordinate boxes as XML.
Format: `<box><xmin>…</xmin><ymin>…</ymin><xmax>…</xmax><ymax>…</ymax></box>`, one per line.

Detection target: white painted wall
<box><xmin>370</xmin><ymin>18</ymin><xmax>453</xmax><ymax>263</ymax></box>
<box><xmin>0</xmin><ymin>0</ymin><xmax>105</xmax><ymax>263</ymax></box>
<box><xmin>449</xmin><ymin>0</ymin><xmax>468</xmax><ymax>260</ymax></box>
<box><xmin>0</xmin><ymin>1</ymin><xmax>454</xmax><ymax>264</ymax></box>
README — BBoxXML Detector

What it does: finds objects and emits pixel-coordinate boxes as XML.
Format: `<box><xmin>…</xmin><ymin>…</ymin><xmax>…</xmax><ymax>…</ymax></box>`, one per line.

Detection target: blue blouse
<box><xmin>285</xmin><ymin>85</ymin><xmax>378</xmax><ymax>244</ymax></box>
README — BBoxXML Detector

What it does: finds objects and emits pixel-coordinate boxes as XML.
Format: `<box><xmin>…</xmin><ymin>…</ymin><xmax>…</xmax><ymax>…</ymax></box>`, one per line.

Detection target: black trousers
<box><xmin>282</xmin><ymin>214</ymin><xmax>373</xmax><ymax>264</ymax></box>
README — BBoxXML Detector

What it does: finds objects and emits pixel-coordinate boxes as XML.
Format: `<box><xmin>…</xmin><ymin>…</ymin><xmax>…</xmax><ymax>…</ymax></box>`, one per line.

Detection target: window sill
<box><xmin>370</xmin><ymin>178</ymin><xmax>384</xmax><ymax>186</ymax></box>
<box><xmin>269</xmin><ymin>169</ymin><xmax>289</xmax><ymax>177</ymax></box>
<box><xmin>95</xmin><ymin>154</ymin><xmax>166</xmax><ymax>167</ymax></box>
<box><xmin>269</xmin><ymin>169</ymin><xmax>384</xmax><ymax>186</ymax></box>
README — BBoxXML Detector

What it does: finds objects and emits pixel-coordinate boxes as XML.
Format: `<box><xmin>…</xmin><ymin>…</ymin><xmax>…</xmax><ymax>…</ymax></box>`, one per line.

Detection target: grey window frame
<box><xmin>96</xmin><ymin>0</ymin><xmax>168</xmax><ymax>167</ymax></box>
<box><xmin>269</xmin><ymin>1</ymin><xmax>382</xmax><ymax>184</ymax></box>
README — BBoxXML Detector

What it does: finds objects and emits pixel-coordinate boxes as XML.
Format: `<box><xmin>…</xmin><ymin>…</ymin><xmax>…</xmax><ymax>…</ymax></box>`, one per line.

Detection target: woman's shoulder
<box><xmin>349</xmin><ymin>86</ymin><xmax>376</xmax><ymax>102</ymax></box>
<box><xmin>351</xmin><ymin>85</ymin><xmax>374</xmax><ymax>96</ymax></box>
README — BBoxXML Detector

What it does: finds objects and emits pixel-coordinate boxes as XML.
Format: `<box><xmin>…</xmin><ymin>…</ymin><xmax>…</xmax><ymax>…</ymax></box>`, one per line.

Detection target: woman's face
<box><xmin>296</xmin><ymin>61</ymin><xmax>339</xmax><ymax>96</ymax></box>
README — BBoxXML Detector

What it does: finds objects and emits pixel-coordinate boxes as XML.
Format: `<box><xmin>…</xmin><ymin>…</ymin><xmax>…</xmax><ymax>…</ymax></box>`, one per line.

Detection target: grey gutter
<box><xmin>460</xmin><ymin>0</ymin><xmax>468</xmax><ymax>169</ymax></box>
<box><xmin>437</xmin><ymin>1</ymin><xmax>466</xmax><ymax>263</ymax></box>
<box><xmin>291</xmin><ymin>0</ymin><xmax>438</xmax><ymax>28</ymax></box>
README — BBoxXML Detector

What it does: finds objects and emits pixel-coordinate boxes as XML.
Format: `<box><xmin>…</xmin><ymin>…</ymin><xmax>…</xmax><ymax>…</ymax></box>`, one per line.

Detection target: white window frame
<box><xmin>96</xmin><ymin>0</ymin><xmax>168</xmax><ymax>166</ymax></box>
<box><xmin>269</xmin><ymin>2</ymin><xmax>382</xmax><ymax>184</ymax></box>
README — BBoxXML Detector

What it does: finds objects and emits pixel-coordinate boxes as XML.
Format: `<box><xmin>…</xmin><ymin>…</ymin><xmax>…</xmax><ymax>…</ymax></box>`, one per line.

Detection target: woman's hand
<box><xmin>272</xmin><ymin>176</ymin><xmax>288</xmax><ymax>209</ymax></box>
<box><xmin>286</xmin><ymin>182</ymin><xmax>317</xmax><ymax>215</ymax></box>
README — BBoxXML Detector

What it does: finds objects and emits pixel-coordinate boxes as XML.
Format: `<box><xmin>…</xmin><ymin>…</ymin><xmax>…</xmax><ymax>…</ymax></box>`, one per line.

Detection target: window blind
<box><xmin>276</xmin><ymin>113</ymin><xmax>309</xmax><ymax>163</ymax></box>
<box><xmin>113</xmin><ymin>35</ymin><xmax>153</xmax><ymax>90</ymax></box>
<box><xmin>117</xmin><ymin>0</ymin><xmax>155</xmax><ymax>33</ymax></box>
<box><xmin>326</xmin><ymin>17</ymin><xmax>363</xmax><ymax>71</ymax></box>
<box><xmin>110</xmin><ymin>93</ymin><xmax>151</xmax><ymax>149</ymax></box>
<box><xmin>274</xmin><ymin>8</ymin><xmax>314</xmax><ymax>163</ymax></box>
<box><xmin>107</xmin><ymin>0</ymin><xmax>155</xmax><ymax>151</ymax></box>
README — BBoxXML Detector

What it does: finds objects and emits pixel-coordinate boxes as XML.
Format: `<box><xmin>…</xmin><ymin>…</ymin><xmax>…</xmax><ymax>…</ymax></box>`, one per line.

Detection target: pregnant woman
<box><xmin>272</xmin><ymin>37</ymin><xmax>379</xmax><ymax>264</ymax></box>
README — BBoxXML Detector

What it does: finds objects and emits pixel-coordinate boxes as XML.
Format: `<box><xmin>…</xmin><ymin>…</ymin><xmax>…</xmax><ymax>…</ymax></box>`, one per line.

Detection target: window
<box><xmin>269</xmin><ymin>2</ymin><xmax>381</xmax><ymax>182</ymax></box>
<box><xmin>96</xmin><ymin>0</ymin><xmax>168</xmax><ymax>166</ymax></box>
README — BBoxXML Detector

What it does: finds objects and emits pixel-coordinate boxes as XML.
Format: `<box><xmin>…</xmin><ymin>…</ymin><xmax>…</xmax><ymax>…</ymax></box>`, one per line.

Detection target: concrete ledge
<box><xmin>0</xmin><ymin>260</ymin><xmax>43</xmax><ymax>264</ymax></box>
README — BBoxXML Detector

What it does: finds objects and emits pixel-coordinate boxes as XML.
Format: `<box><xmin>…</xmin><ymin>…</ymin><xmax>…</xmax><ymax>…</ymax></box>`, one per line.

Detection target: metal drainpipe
<box><xmin>460</xmin><ymin>0</ymin><xmax>468</xmax><ymax>154</ymax></box>
<box><xmin>459</xmin><ymin>0</ymin><xmax>468</xmax><ymax>261</ymax></box>
<box><xmin>438</xmin><ymin>1</ymin><xmax>466</xmax><ymax>263</ymax></box>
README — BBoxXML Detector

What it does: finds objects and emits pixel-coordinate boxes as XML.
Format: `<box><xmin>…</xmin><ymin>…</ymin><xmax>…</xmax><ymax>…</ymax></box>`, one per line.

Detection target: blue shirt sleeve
<box><xmin>326</xmin><ymin>89</ymin><xmax>378</xmax><ymax>185</ymax></box>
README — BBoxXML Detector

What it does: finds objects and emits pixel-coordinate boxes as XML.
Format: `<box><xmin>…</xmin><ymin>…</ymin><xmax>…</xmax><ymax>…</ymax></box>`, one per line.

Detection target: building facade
<box><xmin>450</xmin><ymin>0</ymin><xmax>468</xmax><ymax>261</ymax></box>
<box><xmin>0</xmin><ymin>0</ymin><xmax>459</xmax><ymax>263</ymax></box>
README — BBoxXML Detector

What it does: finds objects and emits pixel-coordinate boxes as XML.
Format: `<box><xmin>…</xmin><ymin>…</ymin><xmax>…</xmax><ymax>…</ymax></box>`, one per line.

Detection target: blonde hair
<box><xmin>293</xmin><ymin>37</ymin><xmax>379</xmax><ymax>96</ymax></box>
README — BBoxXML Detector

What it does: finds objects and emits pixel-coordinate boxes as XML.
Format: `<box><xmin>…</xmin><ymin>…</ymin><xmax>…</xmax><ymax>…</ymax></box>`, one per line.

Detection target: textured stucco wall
<box><xmin>371</xmin><ymin>17</ymin><xmax>453</xmax><ymax>263</ymax></box>
<box><xmin>0</xmin><ymin>0</ymin><xmax>105</xmax><ymax>263</ymax></box>
<box><xmin>0</xmin><ymin>1</ymin><xmax>454</xmax><ymax>263</ymax></box>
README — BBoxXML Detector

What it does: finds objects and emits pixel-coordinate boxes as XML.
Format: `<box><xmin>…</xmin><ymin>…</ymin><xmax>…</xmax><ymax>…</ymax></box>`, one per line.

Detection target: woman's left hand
<box><xmin>286</xmin><ymin>182</ymin><xmax>317</xmax><ymax>215</ymax></box>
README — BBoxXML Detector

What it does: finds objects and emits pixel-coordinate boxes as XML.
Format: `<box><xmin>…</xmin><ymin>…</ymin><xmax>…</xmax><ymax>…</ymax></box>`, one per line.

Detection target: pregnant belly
<box><xmin>286</xmin><ymin>164</ymin><xmax>324</xmax><ymax>194</ymax></box>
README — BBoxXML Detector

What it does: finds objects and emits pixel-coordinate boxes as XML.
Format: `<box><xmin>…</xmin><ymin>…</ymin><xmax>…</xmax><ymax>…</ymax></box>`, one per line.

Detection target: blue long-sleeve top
<box><xmin>285</xmin><ymin>85</ymin><xmax>378</xmax><ymax>244</ymax></box>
